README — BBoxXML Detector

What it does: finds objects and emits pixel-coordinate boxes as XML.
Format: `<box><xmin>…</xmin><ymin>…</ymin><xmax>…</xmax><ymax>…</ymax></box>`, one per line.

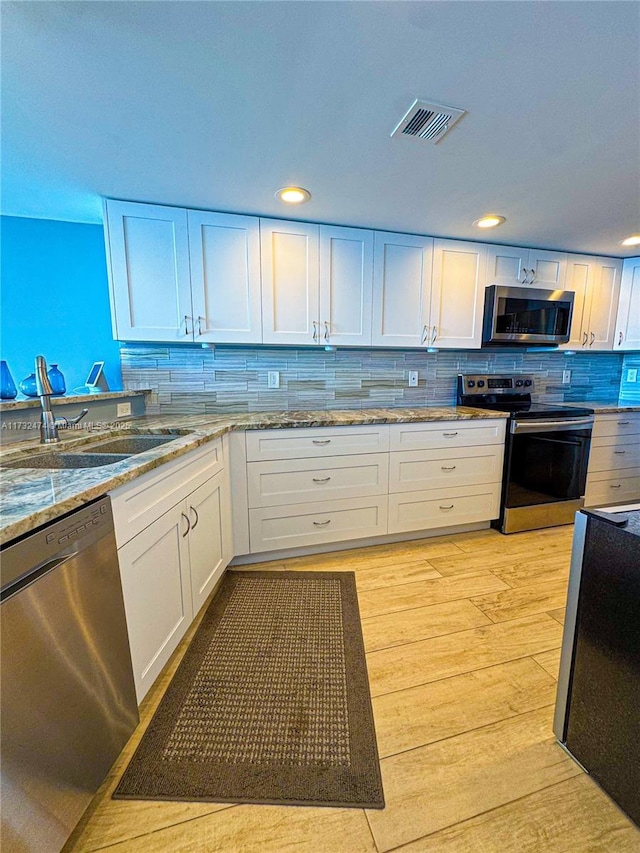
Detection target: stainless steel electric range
<box><xmin>458</xmin><ymin>374</ymin><xmax>594</xmax><ymax>534</ymax></box>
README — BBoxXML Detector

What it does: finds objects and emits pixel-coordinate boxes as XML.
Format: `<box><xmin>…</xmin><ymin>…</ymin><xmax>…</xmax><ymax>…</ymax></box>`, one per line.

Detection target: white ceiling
<box><xmin>2</xmin><ymin>1</ymin><xmax>639</xmax><ymax>256</ymax></box>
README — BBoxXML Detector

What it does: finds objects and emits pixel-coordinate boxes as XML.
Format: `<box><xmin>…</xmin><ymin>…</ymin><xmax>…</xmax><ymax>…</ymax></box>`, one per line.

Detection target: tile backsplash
<box><xmin>620</xmin><ymin>353</ymin><xmax>640</xmax><ymax>403</ymax></box>
<box><xmin>121</xmin><ymin>344</ymin><xmax>625</xmax><ymax>415</ymax></box>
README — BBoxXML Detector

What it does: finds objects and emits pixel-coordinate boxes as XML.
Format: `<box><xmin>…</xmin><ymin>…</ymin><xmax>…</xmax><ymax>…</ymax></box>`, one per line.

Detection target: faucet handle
<box><xmin>35</xmin><ymin>355</ymin><xmax>53</xmax><ymax>397</ymax></box>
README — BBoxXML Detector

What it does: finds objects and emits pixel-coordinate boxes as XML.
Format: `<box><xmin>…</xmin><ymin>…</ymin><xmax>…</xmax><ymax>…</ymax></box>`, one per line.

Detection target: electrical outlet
<box><xmin>562</xmin><ymin>370</ymin><xmax>571</xmax><ymax>385</ymax></box>
<box><xmin>408</xmin><ymin>370</ymin><xmax>419</xmax><ymax>387</ymax></box>
<box><xmin>267</xmin><ymin>371</ymin><xmax>280</xmax><ymax>389</ymax></box>
<box><xmin>117</xmin><ymin>402</ymin><xmax>132</xmax><ymax>417</ymax></box>
<box><xmin>627</xmin><ymin>368</ymin><xmax>638</xmax><ymax>383</ymax></box>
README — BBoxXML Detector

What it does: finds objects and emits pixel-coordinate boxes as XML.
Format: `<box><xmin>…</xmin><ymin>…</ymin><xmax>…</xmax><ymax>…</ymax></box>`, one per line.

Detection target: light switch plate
<box><xmin>562</xmin><ymin>370</ymin><xmax>571</xmax><ymax>384</ymax></box>
<box><xmin>267</xmin><ymin>371</ymin><xmax>280</xmax><ymax>389</ymax></box>
<box><xmin>117</xmin><ymin>402</ymin><xmax>132</xmax><ymax>417</ymax></box>
<box><xmin>627</xmin><ymin>368</ymin><xmax>638</xmax><ymax>383</ymax></box>
<box><xmin>408</xmin><ymin>370</ymin><xmax>419</xmax><ymax>387</ymax></box>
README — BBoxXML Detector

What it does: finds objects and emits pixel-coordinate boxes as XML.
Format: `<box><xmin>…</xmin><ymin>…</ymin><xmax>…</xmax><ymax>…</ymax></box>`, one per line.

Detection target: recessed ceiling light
<box><xmin>275</xmin><ymin>187</ymin><xmax>311</xmax><ymax>204</ymax></box>
<box><xmin>473</xmin><ymin>214</ymin><xmax>506</xmax><ymax>229</ymax></box>
<box><xmin>620</xmin><ymin>234</ymin><xmax>640</xmax><ymax>247</ymax></box>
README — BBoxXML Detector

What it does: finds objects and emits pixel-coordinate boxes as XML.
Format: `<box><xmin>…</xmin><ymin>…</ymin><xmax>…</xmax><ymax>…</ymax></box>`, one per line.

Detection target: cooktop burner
<box><xmin>457</xmin><ymin>374</ymin><xmax>594</xmax><ymax>420</ymax></box>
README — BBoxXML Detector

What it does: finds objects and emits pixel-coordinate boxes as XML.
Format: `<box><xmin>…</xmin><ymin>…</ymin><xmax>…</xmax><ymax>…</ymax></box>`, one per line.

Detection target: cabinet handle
<box><xmin>190</xmin><ymin>505</ymin><xmax>199</xmax><ymax>529</ymax></box>
<box><xmin>313</xmin><ymin>519</ymin><xmax>331</xmax><ymax>526</ymax></box>
<box><xmin>181</xmin><ymin>512</ymin><xmax>191</xmax><ymax>537</ymax></box>
<box><xmin>443</xmin><ymin>431</ymin><xmax>458</xmax><ymax>437</ymax></box>
<box><xmin>439</xmin><ymin>504</ymin><xmax>455</xmax><ymax>510</ymax></box>
<box><xmin>197</xmin><ymin>316</ymin><xmax>204</xmax><ymax>336</ymax></box>
<box><xmin>312</xmin><ymin>439</ymin><xmax>331</xmax><ymax>445</ymax></box>
<box><xmin>324</xmin><ymin>321</ymin><xmax>330</xmax><ymax>342</ymax></box>
<box><xmin>183</xmin><ymin>315</ymin><xmax>192</xmax><ymax>336</ymax></box>
<box><xmin>441</xmin><ymin>465</ymin><xmax>457</xmax><ymax>471</ymax></box>
<box><xmin>421</xmin><ymin>324</ymin><xmax>429</xmax><ymax>344</ymax></box>
<box><xmin>618</xmin><ymin>421</ymin><xmax>631</xmax><ymax>425</ymax></box>
<box><xmin>431</xmin><ymin>325</ymin><xmax>438</xmax><ymax>344</ymax></box>
<box><xmin>529</xmin><ymin>268</ymin><xmax>536</xmax><ymax>283</ymax></box>
<box><xmin>618</xmin><ymin>331</ymin><xmax>624</xmax><ymax>346</ymax></box>
<box><xmin>520</xmin><ymin>269</ymin><xmax>529</xmax><ymax>283</ymax></box>
<box><xmin>312</xmin><ymin>320</ymin><xmax>318</xmax><ymax>342</ymax></box>
<box><xmin>312</xmin><ymin>476</ymin><xmax>331</xmax><ymax>483</ymax></box>
<box><xmin>614</xmin><ymin>450</ymin><xmax>626</xmax><ymax>454</ymax></box>
<box><xmin>610</xmin><ymin>484</ymin><xmax>622</xmax><ymax>489</ymax></box>
<box><xmin>590</xmin><ymin>332</ymin><xmax>595</xmax><ymax>347</ymax></box>
<box><xmin>582</xmin><ymin>332</ymin><xmax>588</xmax><ymax>346</ymax></box>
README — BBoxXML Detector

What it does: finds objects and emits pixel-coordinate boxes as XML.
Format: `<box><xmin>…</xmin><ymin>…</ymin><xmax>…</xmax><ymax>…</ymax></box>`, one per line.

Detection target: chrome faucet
<box><xmin>35</xmin><ymin>356</ymin><xmax>88</xmax><ymax>444</ymax></box>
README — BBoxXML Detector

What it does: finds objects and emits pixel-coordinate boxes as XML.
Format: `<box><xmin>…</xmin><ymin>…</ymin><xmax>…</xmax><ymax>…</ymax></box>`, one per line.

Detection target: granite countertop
<box><xmin>0</xmin><ymin>389</ymin><xmax>148</xmax><ymax>412</ymax></box>
<box><xmin>564</xmin><ymin>401</ymin><xmax>640</xmax><ymax>414</ymax></box>
<box><xmin>0</xmin><ymin>406</ymin><xmax>508</xmax><ymax>545</ymax></box>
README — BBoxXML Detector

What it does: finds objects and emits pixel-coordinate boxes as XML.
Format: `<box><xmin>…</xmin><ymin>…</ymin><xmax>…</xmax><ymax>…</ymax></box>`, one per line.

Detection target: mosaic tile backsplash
<box><xmin>121</xmin><ymin>344</ymin><xmax>626</xmax><ymax>416</ymax></box>
<box><xmin>620</xmin><ymin>353</ymin><xmax>640</xmax><ymax>403</ymax></box>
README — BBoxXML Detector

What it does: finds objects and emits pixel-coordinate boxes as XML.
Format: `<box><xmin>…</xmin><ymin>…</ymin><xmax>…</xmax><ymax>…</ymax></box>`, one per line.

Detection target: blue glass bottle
<box><xmin>0</xmin><ymin>360</ymin><xmax>17</xmax><ymax>399</ymax></box>
<box><xmin>48</xmin><ymin>364</ymin><xmax>66</xmax><ymax>396</ymax></box>
<box><xmin>19</xmin><ymin>373</ymin><xmax>38</xmax><ymax>397</ymax></box>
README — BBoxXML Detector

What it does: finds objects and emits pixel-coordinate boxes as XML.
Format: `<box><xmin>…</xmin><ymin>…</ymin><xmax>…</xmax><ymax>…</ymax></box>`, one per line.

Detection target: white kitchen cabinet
<box><xmin>104</xmin><ymin>199</ymin><xmax>193</xmax><ymax>342</ymax></box>
<box><xmin>430</xmin><ymin>240</ymin><xmax>487</xmax><ymax>348</ymax></box>
<box><xmin>371</xmin><ymin>232</ymin><xmax>434</xmax><ymax>347</ymax></box>
<box><xmin>486</xmin><ymin>245</ymin><xmax>567</xmax><ymax>289</ymax></box>
<box><xmin>562</xmin><ymin>256</ymin><xmax>622</xmax><ymax>350</ymax></box>
<box><xmin>187</xmin><ymin>469</ymin><xmax>232</xmax><ymax>615</ymax></box>
<box><xmin>187</xmin><ymin>211</ymin><xmax>262</xmax><ymax>343</ymax></box>
<box><xmin>585</xmin><ymin>413</ymin><xmax>640</xmax><ymax>507</ymax></box>
<box><xmin>614</xmin><ymin>257</ymin><xmax>640</xmax><ymax>350</ymax></box>
<box><xmin>260</xmin><ymin>219</ymin><xmax>320</xmax><ymax>345</ymax></box>
<box><xmin>319</xmin><ymin>225</ymin><xmax>373</xmax><ymax>346</ymax></box>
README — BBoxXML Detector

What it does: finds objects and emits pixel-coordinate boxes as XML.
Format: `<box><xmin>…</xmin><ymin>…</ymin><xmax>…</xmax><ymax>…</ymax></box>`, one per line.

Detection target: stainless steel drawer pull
<box><xmin>618</xmin><ymin>421</ymin><xmax>631</xmax><ymax>425</ymax></box>
<box><xmin>610</xmin><ymin>484</ymin><xmax>622</xmax><ymax>489</ymax></box>
<box><xmin>312</xmin><ymin>477</ymin><xmax>331</xmax><ymax>484</ymax></box>
<box><xmin>313</xmin><ymin>519</ymin><xmax>331</xmax><ymax>526</ymax></box>
<box><xmin>439</xmin><ymin>504</ymin><xmax>455</xmax><ymax>510</ymax></box>
<box><xmin>181</xmin><ymin>512</ymin><xmax>191</xmax><ymax>537</ymax></box>
<box><xmin>614</xmin><ymin>450</ymin><xmax>626</xmax><ymax>454</ymax></box>
<box><xmin>190</xmin><ymin>505</ymin><xmax>199</xmax><ymax>529</ymax></box>
<box><xmin>441</xmin><ymin>465</ymin><xmax>457</xmax><ymax>471</ymax></box>
<box><xmin>312</xmin><ymin>439</ymin><xmax>331</xmax><ymax>445</ymax></box>
<box><xmin>442</xmin><ymin>432</ymin><xmax>458</xmax><ymax>437</ymax></box>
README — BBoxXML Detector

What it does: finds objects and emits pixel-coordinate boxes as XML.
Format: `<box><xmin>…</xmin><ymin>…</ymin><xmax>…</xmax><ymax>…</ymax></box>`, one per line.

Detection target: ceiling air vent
<box><xmin>391</xmin><ymin>99</ymin><xmax>466</xmax><ymax>144</ymax></box>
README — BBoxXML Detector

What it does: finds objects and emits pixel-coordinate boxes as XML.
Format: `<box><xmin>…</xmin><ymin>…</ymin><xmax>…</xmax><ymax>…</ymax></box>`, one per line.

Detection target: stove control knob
<box><xmin>524</xmin><ymin>379</ymin><xmax>532</xmax><ymax>387</ymax></box>
<box><xmin>467</xmin><ymin>380</ymin><xmax>476</xmax><ymax>388</ymax></box>
<box><xmin>477</xmin><ymin>380</ymin><xmax>485</xmax><ymax>388</ymax></box>
<box><xmin>515</xmin><ymin>379</ymin><xmax>524</xmax><ymax>387</ymax></box>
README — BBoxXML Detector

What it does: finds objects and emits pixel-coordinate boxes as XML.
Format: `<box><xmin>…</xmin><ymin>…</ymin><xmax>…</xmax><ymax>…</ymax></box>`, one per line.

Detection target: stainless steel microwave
<box><xmin>482</xmin><ymin>285</ymin><xmax>574</xmax><ymax>346</ymax></box>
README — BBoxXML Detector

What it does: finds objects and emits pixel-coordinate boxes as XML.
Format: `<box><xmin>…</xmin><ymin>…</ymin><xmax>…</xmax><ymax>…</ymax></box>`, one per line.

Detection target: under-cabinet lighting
<box><xmin>473</xmin><ymin>214</ymin><xmax>506</xmax><ymax>229</ymax></box>
<box><xmin>275</xmin><ymin>187</ymin><xmax>311</xmax><ymax>204</ymax></box>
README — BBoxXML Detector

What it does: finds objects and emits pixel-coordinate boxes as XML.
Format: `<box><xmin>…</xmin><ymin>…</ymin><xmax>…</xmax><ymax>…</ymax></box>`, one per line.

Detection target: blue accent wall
<box><xmin>0</xmin><ymin>216</ymin><xmax>122</xmax><ymax>394</ymax></box>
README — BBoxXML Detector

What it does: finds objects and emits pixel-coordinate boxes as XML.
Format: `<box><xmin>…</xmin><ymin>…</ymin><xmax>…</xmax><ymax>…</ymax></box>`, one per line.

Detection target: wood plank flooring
<box><xmin>64</xmin><ymin>524</ymin><xmax>640</xmax><ymax>853</ymax></box>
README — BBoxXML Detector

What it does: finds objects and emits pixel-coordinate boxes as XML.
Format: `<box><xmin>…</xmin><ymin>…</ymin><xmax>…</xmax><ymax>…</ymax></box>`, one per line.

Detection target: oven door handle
<box><xmin>510</xmin><ymin>416</ymin><xmax>594</xmax><ymax>434</ymax></box>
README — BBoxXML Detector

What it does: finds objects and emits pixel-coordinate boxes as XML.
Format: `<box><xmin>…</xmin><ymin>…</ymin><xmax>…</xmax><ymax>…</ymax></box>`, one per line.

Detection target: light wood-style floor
<box><xmin>65</xmin><ymin>525</ymin><xmax>640</xmax><ymax>853</ymax></box>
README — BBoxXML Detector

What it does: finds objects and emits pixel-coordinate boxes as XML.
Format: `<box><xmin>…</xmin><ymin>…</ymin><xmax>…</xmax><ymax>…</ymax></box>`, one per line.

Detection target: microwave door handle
<box><xmin>511</xmin><ymin>417</ymin><xmax>594</xmax><ymax>434</ymax></box>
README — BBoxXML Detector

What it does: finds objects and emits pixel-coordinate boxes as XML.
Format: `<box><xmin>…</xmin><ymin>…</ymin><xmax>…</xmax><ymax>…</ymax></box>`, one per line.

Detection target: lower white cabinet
<box><xmin>389</xmin><ymin>484</ymin><xmax>501</xmax><ymax>534</ymax></box>
<box><xmin>585</xmin><ymin>413</ymin><xmax>640</xmax><ymax>507</ymax></box>
<box><xmin>111</xmin><ymin>442</ymin><xmax>232</xmax><ymax>702</ymax></box>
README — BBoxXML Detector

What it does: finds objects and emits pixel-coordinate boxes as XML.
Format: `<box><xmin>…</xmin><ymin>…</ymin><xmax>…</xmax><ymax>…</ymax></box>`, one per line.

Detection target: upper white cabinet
<box><xmin>188</xmin><ymin>211</ymin><xmax>262</xmax><ymax>343</ymax></box>
<box><xmin>105</xmin><ymin>200</ymin><xmax>193</xmax><ymax>342</ymax></box>
<box><xmin>371</xmin><ymin>232</ymin><xmax>434</xmax><ymax>347</ymax></box>
<box><xmin>614</xmin><ymin>258</ymin><xmax>640</xmax><ymax>350</ymax></box>
<box><xmin>562</xmin><ymin>256</ymin><xmax>622</xmax><ymax>350</ymax></box>
<box><xmin>486</xmin><ymin>245</ymin><xmax>567</xmax><ymax>289</ymax></box>
<box><xmin>319</xmin><ymin>226</ymin><xmax>373</xmax><ymax>347</ymax></box>
<box><xmin>106</xmin><ymin>201</ymin><xmax>262</xmax><ymax>343</ymax></box>
<box><xmin>430</xmin><ymin>240</ymin><xmax>487</xmax><ymax>348</ymax></box>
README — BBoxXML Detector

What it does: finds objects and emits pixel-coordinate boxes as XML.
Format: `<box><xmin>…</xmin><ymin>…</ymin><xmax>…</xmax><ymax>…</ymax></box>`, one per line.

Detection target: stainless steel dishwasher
<box><xmin>1</xmin><ymin>496</ymin><xmax>139</xmax><ymax>853</ymax></box>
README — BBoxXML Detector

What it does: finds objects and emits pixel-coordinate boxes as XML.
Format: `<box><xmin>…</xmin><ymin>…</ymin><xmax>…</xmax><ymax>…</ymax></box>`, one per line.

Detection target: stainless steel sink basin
<box><xmin>1</xmin><ymin>452</ymin><xmax>131</xmax><ymax>470</ymax></box>
<box><xmin>84</xmin><ymin>434</ymin><xmax>180</xmax><ymax>455</ymax></box>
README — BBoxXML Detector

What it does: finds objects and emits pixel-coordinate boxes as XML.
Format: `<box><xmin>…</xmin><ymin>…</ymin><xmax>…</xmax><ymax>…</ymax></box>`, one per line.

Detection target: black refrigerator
<box><xmin>554</xmin><ymin>504</ymin><xmax>640</xmax><ymax>826</ymax></box>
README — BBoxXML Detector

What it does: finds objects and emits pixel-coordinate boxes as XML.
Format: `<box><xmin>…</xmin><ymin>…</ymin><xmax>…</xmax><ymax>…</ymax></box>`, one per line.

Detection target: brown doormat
<box><xmin>113</xmin><ymin>571</ymin><xmax>384</xmax><ymax>809</ymax></box>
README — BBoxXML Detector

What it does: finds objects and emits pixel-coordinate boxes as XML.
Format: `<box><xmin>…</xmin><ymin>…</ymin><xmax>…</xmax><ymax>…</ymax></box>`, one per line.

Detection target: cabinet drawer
<box><xmin>585</xmin><ymin>469</ymin><xmax>640</xmax><ymax>506</ymax></box>
<box><xmin>587</xmin><ymin>436</ymin><xmax>640</xmax><ymax>473</ymax></box>
<box><xmin>389</xmin><ymin>420</ymin><xmax>505</xmax><ymax>451</ymax></box>
<box><xmin>592</xmin><ymin>413</ymin><xmax>640</xmax><ymax>439</ymax></box>
<box><xmin>246</xmin><ymin>425</ymin><xmax>389</xmax><ymax>461</ymax></box>
<box><xmin>110</xmin><ymin>439</ymin><xmax>224</xmax><ymax>547</ymax></box>
<box><xmin>247</xmin><ymin>453</ymin><xmax>389</xmax><ymax>508</ymax></box>
<box><xmin>388</xmin><ymin>484</ymin><xmax>501</xmax><ymax>534</ymax></box>
<box><xmin>389</xmin><ymin>445</ymin><xmax>503</xmax><ymax>494</ymax></box>
<box><xmin>249</xmin><ymin>496</ymin><xmax>388</xmax><ymax>553</ymax></box>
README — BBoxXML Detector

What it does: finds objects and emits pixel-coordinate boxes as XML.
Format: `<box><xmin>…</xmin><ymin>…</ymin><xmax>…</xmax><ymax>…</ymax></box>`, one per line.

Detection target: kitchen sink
<box><xmin>1</xmin><ymin>452</ymin><xmax>131</xmax><ymax>470</ymax></box>
<box><xmin>82</xmin><ymin>434</ymin><xmax>180</xmax><ymax>455</ymax></box>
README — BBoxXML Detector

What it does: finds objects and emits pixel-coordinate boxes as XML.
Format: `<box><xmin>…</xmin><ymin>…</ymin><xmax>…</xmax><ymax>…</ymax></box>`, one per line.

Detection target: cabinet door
<box><xmin>430</xmin><ymin>240</ymin><xmax>487</xmax><ymax>348</ymax></box>
<box><xmin>104</xmin><ymin>199</ymin><xmax>193</xmax><ymax>342</ymax></box>
<box><xmin>585</xmin><ymin>258</ymin><xmax>622</xmax><ymax>350</ymax></box>
<box><xmin>319</xmin><ymin>226</ymin><xmax>373</xmax><ymax>346</ymax></box>
<box><xmin>260</xmin><ymin>219</ymin><xmax>320</xmax><ymax>345</ymax></box>
<box><xmin>188</xmin><ymin>211</ymin><xmax>262</xmax><ymax>343</ymax></box>
<box><xmin>485</xmin><ymin>245</ymin><xmax>529</xmax><ymax>286</ymax></box>
<box><xmin>117</xmin><ymin>504</ymin><xmax>192</xmax><ymax>702</ymax></box>
<box><xmin>371</xmin><ymin>232</ymin><xmax>433</xmax><ymax>347</ymax></box>
<box><xmin>562</xmin><ymin>255</ymin><xmax>592</xmax><ymax>349</ymax></box>
<box><xmin>615</xmin><ymin>258</ymin><xmax>640</xmax><ymax>350</ymax></box>
<box><xmin>528</xmin><ymin>249</ymin><xmax>567</xmax><ymax>289</ymax></box>
<box><xmin>187</xmin><ymin>470</ymin><xmax>232</xmax><ymax>615</ymax></box>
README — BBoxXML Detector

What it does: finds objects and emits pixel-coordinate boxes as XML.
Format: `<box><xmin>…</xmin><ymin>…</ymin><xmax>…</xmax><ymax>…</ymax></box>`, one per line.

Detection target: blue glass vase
<box><xmin>19</xmin><ymin>373</ymin><xmax>38</xmax><ymax>397</ymax></box>
<box><xmin>48</xmin><ymin>364</ymin><xmax>66</xmax><ymax>396</ymax></box>
<box><xmin>0</xmin><ymin>360</ymin><xmax>17</xmax><ymax>399</ymax></box>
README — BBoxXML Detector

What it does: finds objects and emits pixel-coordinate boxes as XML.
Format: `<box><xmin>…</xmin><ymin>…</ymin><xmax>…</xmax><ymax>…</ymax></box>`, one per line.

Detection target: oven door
<box><xmin>505</xmin><ymin>417</ymin><xmax>593</xmax><ymax>510</ymax></box>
